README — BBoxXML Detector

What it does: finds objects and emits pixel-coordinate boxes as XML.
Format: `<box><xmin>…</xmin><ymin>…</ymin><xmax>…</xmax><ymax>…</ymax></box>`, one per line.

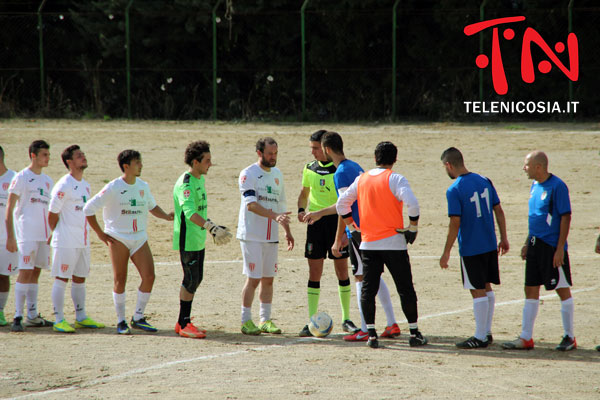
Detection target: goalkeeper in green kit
<box><xmin>173</xmin><ymin>141</ymin><xmax>232</xmax><ymax>338</ymax></box>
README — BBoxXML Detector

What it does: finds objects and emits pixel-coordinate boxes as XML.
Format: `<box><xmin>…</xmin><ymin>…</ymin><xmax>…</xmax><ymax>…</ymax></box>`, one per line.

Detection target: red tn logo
<box><xmin>464</xmin><ymin>16</ymin><xmax>579</xmax><ymax>95</ymax></box>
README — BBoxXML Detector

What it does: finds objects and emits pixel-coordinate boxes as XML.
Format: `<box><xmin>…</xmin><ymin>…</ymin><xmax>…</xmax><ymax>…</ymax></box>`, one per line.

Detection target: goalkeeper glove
<box><xmin>396</xmin><ymin>225</ymin><xmax>418</xmax><ymax>244</ymax></box>
<box><xmin>204</xmin><ymin>219</ymin><xmax>232</xmax><ymax>245</ymax></box>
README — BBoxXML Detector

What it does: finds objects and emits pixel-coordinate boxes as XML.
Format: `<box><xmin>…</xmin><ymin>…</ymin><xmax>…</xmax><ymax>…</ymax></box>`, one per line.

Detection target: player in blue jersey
<box><xmin>502</xmin><ymin>151</ymin><xmax>576</xmax><ymax>351</ymax></box>
<box><xmin>439</xmin><ymin>148</ymin><xmax>509</xmax><ymax>349</ymax></box>
<box><xmin>317</xmin><ymin>131</ymin><xmax>401</xmax><ymax>342</ymax></box>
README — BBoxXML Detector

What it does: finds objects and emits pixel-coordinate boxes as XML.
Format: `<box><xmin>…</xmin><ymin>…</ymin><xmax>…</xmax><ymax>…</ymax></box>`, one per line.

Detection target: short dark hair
<box><xmin>374</xmin><ymin>141</ymin><xmax>397</xmax><ymax>166</ymax></box>
<box><xmin>256</xmin><ymin>137</ymin><xmax>277</xmax><ymax>153</ymax></box>
<box><xmin>29</xmin><ymin>140</ymin><xmax>50</xmax><ymax>158</ymax></box>
<box><xmin>61</xmin><ymin>145</ymin><xmax>81</xmax><ymax>169</ymax></box>
<box><xmin>440</xmin><ymin>147</ymin><xmax>464</xmax><ymax>167</ymax></box>
<box><xmin>321</xmin><ymin>131</ymin><xmax>344</xmax><ymax>155</ymax></box>
<box><xmin>309</xmin><ymin>130</ymin><xmax>327</xmax><ymax>142</ymax></box>
<box><xmin>184</xmin><ymin>141</ymin><xmax>210</xmax><ymax>166</ymax></box>
<box><xmin>117</xmin><ymin>149</ymin><xmax>141</xmax><ymax>172</ymax></box>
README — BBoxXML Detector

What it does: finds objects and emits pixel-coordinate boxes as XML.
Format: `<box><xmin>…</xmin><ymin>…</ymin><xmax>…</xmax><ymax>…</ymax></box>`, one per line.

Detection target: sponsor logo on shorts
<box><xmin>61</xmin><ymin>264</ymin><xmax>69</xmax><ymax>272</ymax></box>
<box><xmin>57</xmin><ymin>191</ymin><xmax>65</xmax><ymax>200</ymax></box>
<box><xmin>249</xmin><ymin>263</ymin><xmax>255</xmax><ymax>271</ymax></box>
<box><xmin>23</xmin><ymin>255</ymin><xmax>31</xmax><ymax>264</ymax></box>
<box><xmin>307</xmin><ymin>243</ymin><xmax>313</xmax><ymax>254</ymax></box>
<box><xmin>183</xmin><ymin>189</ymin><xmax>190</xmax><ymax>198</ymax></box>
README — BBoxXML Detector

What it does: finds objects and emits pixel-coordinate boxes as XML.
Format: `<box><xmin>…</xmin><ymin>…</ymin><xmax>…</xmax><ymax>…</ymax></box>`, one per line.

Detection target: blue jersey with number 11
<box><xmin>446</xmin><ymin>173</ymin><xmax>500</xmax><ymax>257</ymax></box>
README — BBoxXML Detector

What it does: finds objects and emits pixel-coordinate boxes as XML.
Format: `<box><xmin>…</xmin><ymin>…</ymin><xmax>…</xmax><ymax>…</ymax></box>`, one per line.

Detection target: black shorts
<box><xmin>304</xmin><ymin>214</ymin><xmax>348</xmax><ymax>260</ymax></box>
<box><xmin>460</xmin><ymin>249</ymin><xmax>500</xmax><ymax>290</ymax></box>
<box><xmin>525</xmin><ymin>236</ymin><xmax>572</xmax><ymax>290</ymax></box>
<box><xmin>179</xmin><ymin>249</ymin><xmax>205</xmax><ymax>292</ymax></box>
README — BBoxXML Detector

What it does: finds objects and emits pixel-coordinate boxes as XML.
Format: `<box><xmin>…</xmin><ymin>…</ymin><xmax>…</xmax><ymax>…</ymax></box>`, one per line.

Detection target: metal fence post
<box><xmin>125</xmin><ymin>0</ymin><xmax>134</xmax><ymax>119</ymax></box>
<box><xmin>38</xmin><ymin>0</ymin><xmax>47</xmax><ymax>110</ymax></box>
<box><xmin>479</xmin><ymin>0</ymin><xmax>488</xmax><ymax>103</ymax></box>
<box><xmin>212</xmin><ymin>0</ymin><xmax>224</xmax><ymax>120</ymax></box>
<box><xmin>392</xmin><ymin>0</ymin><xmax>401</xmax><ymax>120</ymax></box>
<box><xmin>300</xmin><ymin>0</ymin><xmax>310</xmax><ymax>120</ymax></box>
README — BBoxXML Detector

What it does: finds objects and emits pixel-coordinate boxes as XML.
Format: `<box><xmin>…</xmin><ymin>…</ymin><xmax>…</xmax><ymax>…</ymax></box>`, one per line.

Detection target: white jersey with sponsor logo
<box><xmin>236</xmin><ymin>163</ymin><xmax>287</xmax><ymax>242</ymax></box>
<box><xmin>8</xmin><ymin>168</ymin><xmax>53</xmax><ymax>242</ymax></box>
<box><xmin>0</xmin><ymin>169</ymin><xmax>16</xmax><ymax>244</ymax></box>
<box><xmin>49</xmin><ymin>174</ymin><xmax>91</xmax><ymax>249</ymax></box>
<box><xmin>83</xmin><ymin>177</ymin><xmax>157</xmax><ymax>237</ymax></box>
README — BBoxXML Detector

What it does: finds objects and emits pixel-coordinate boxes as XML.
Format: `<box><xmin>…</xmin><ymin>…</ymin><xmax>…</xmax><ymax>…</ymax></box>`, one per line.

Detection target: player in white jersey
<box><xmin>84</xmin><ymin>149</ymin><xmax>173</xmax><ymax>335</ymax></box>
<box><xmin>48</xmin><ymin>145</ymin><xmax>105</xmax><ymax>333</ymax></box>
<box><xmin>0</xmin><ymin>146</ymin><xmax>18</xmax><ymax>326</ymax></box>
<box><xmin>237</xmin><ymin>137</ymin><xmax>294</xmax><ymax>335</ymax></box>
<box><xmin>5</xmin><ymin>140</ymin><xmax>54</xmax><ymax>332</ymax></box>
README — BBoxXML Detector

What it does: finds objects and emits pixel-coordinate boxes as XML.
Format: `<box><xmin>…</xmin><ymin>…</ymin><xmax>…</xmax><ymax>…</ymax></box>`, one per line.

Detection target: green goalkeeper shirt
<box><xmin>173</xmin><ymin>172</ymin><xmax>207</xmax><ymax>251</ymax></box>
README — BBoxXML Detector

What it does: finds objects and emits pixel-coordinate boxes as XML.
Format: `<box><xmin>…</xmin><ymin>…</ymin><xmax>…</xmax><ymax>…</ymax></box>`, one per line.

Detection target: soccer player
<box><xmin>320</xmin><ymin>131</ymin><xmax>401</xmax><ymax>342</ymax></box>
<box><xmin>6</xmin><ymin>140</ymin><xmax>54</xmax><ymax>331</ymax></box>
<box><xmin>0</xmin><ymin>146</ymin><xmax>17</xmax><ymax>326</ymax></box>
<box><xmin>173</xmin><ymin>141</ymin><xmax>232</xmax><ymax>339</ymax></box>
<box><xmin>439</xmin><ymin>147</ymin><xmax>509</xmax><ymax>349</ymax></box>
<box><xmin>296</xmin><ymin>130</ymin><xmax>358</xmax><ymax>337</ymax></box>
<box><xmin>48</xmin><ymin>145</ymin><xmax>104</xmax><ymax>333</ymax></box>
<box><xmin>336</xmin><ymin>141</ymin><xmax>427</xmax><ymax>349</ymax></box>
<box><xmin>502</xmin><ymin>151</ymin><xmax>576</xmax><ymax>351</ymax></box>
<box><xmin>84</xmin><ymin>149</ymin><xmax>174</xmax><ymax>335</ymax></box>
<box><xmin>237</xmin><ymin>137</ymin><xmax>294</xmax><ymax>335</ymax></box>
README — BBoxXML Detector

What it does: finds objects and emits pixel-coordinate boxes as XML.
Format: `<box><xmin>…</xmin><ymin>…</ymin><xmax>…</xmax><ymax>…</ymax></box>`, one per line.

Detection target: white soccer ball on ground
<box><xmin>308</xmin><ymin>311</ymin><xmax>333</xmax><ymax>337</ymax></box>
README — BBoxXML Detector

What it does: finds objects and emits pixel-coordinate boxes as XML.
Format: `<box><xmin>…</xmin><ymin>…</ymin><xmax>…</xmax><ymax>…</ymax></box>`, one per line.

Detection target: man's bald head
<box><xmin>524</xmin><ymin>150</ymin><xmax>549</xmax><ymax>181</ymax></box>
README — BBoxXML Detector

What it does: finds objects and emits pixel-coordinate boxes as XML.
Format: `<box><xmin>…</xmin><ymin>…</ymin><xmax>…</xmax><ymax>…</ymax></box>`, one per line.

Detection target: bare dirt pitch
<box><xmin>0</xmin><ymin>120</ymin><xmax>599</xmax><ymax>400</ymax></box>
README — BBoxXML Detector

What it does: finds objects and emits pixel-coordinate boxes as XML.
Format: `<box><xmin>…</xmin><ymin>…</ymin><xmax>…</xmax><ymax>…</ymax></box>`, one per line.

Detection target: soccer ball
<box><xmin>308</xmin><ymin>311</ymin><xmax>333</xmax><ymax>337</ymax></box>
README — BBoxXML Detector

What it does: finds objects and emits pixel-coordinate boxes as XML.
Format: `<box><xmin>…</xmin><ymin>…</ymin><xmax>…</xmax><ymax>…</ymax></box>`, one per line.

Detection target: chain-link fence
<box><xmin>0</xmin><ymin>1</ymin><xmax>598</xmax><ymax>120</ymax></box>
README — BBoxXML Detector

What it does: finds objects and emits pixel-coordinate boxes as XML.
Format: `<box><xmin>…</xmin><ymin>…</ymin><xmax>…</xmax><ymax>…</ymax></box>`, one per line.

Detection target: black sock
<box><xmin>368</xmin><ymin>328</ymin><xmax>377</xmax><ymax>338</ymax></box>
<box><xmin>410</xmin><ymin>328</ymin><xmax>419</xmax><ymax>336</ymax></box>
<box><xmin>178</xmin><ymin>300</ymin><xmax>192</xmax><ymax>328</ymax></box>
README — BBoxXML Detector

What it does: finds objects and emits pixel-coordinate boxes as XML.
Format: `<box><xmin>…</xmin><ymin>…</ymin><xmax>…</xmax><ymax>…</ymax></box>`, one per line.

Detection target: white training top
<box><xmin>8</xmin><ymin>168</ymin><xmax>53</xmax><ymax>242</ymax></box>
<box><xmin>336</xmin><ymin>168</ymin><xmax>420</xmax><ymax>251</ymax></box>
<box><xmin>83</xmin><ymin>177</ymin><xmax>157</xmax><ymax>237</ymax></box>
<box><xmin>0</xmin><ymin>169</ymin><xmax>16</xmax><ymax>244</ymax></box>
<box><xmin>49</xmin><ymin>174</ymin><xmax>91</xmax><ymax>248</ymax></box>
<box><xmin>236</xmin><ymin>163</ymin><xmax>287</xmax><ymax>242</ymax></box>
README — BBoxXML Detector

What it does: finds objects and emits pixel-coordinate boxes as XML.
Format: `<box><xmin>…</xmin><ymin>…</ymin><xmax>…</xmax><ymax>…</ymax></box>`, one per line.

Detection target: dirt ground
<box><xmin>0</xmin><ymin>120</ymin><xmax>599</xmax><ymax>399</ymax></box>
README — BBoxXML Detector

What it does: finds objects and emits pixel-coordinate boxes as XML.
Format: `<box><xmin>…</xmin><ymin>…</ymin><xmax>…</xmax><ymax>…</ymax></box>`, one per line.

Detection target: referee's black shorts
<box><xmin>304</xmin><ymin>214</ymin><xmax>348</xmax><ymax>260</ymax></box>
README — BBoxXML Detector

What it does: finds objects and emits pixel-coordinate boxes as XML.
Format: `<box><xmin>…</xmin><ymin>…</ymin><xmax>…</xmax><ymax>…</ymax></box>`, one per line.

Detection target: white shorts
<box><xmin>51</xmin><ymin>247</ymin><xmax>91</xmax><ymax>279</ymax></box>
<box><xmin>107</xmin><ymin>231</ymin><xmax>148</xmax><ymax>255</ymax></box>
<box><xmin>0</xmin><ymin>247</ymin><xmax>19</xmax><ymax>276</ymax></box>
<box><xmin>18</xmin><ymin>241</ymin><xmax>51</xmax><ymax>270</ymax></box>
<box><xmin>240</xmin><ymin>240</ymin><xmax>278</xmax><ymax>279</ymax></box>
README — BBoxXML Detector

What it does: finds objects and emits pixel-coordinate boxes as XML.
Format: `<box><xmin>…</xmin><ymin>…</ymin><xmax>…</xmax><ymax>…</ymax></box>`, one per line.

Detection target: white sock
<box><xmin>485</xmin><ymin>291</ymin><xmax>495</xmax><ymax>335</ymax></box>
<box><xmin>560</xmin><ymin>297</ymin><xmax>574</xmax><ymax>339</ymax></box>
<box><xmin>520</xmin><ymin>299</ymin><xmax>539</xmax><ymax>340</ymax></box>
<box><xmin>473</xmin><ymin>297</ymin><xmax>489</xmax><ymax>341</ymax></box>
<box><xmin>113</xmin><ymin>291</ymin><xmax>126</xmax><ymax>323</ymax></box>
<box><xmin>133</xmin><ymin>290</ymin><xmax>151</xmax><ymax>321</ymax></box>
<box><xmin>0</xmin><ymin>291</ymin><xmax>9</xmax><ymax>311</ymax></box>
<box><xmin>259</xmin><ymin>303</ymin><xmax>271</xmax><ymax>323</ymax></box>
<box><xmin>241</xmin><ymin>306</ymin><xmax>252</xmax><ymax>324</ymax></box>
<box><xmin>376</xmin><ymin>278</ymin><xmax>396</xmax><ymax>326</ymax></box>
<box><xmin>26</xmin><ymin>283</ymin><xmax>39</xmax><ymax>319</ymax></box>
<box><xmin>51</xmin><ymin>279</ymin><xmax>67</xmax><ymax>322</ymax></box>
<box><xmin>356</xmin><ymin>281</ymin><xmax>367</xmax><ymax>332</ymax></box>
<box><xmin>71</xmin><ymin>282</ymin><xmax>87</xmax><ymax>321</ymax></box>
<box><xmin>14</xmin><ymin>282</ymin><xmax>27</xmax><ymax>318</ymax></box>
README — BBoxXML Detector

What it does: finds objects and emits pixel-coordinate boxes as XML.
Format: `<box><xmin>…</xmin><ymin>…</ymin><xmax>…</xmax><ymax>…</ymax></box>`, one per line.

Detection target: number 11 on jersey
<box><xmin>470</xmin><ymin>188</ymin><xmax>490</xmax><ymax>218</ymax></box>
